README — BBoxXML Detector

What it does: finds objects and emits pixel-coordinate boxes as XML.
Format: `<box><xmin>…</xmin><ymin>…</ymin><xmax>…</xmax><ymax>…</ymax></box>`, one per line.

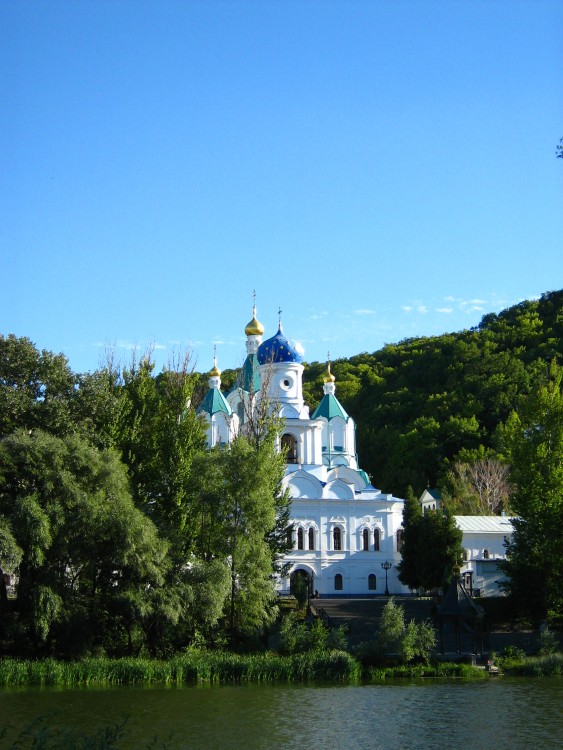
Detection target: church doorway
<box><xmin>290</xmin><ymin>568</ymin><xmax>314</xmax><ymax>600</ymax></box>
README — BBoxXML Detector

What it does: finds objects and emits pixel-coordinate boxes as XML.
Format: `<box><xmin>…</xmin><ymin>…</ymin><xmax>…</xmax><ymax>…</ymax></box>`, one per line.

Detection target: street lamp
<box><xmin>381</xmin><ymin>560</ymin><xmax>392</xmax><ymax>596</ymax></box>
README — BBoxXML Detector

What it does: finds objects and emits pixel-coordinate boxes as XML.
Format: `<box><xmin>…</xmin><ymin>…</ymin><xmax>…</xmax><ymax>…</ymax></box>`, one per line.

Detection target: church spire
<box><xmin>244</xmin><ymin>290</ymin><xmax>265</xmax><ymax>336</ymax></box>
<box><xmin>323</xmin><ymin>352</ymin><xmax>336</xmax><ymax>395</ymax></box>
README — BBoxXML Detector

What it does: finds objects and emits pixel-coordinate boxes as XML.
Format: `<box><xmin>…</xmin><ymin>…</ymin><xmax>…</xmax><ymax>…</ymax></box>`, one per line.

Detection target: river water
<box><xmin>1</xmin><ymin>678</ymin><xmax>562</xmax><ymax>749</ymax></box>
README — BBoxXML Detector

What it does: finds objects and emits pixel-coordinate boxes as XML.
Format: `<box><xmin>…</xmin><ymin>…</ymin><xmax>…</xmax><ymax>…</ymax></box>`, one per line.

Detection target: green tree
<box><xmin>0</xmin><ymin>429</ymin><xmax>167</xmax><ymax>655</ymax></box>
<box><xmin>0</xmin><ymin>334</ymin><xmax>77</xmax><ymax>438</ymax></box>
<box><xmin>501</xmin><ymin>362</ymin><xmax>563</xmax><ymax>622</ymax></box>
<box><xmin>190</xmin><ymin>430</ymin><xmax>286</xmax><ymax>643</ymax></box>
<box><xmin>397</xmin><ymin>487</ymin><xmax>423</xmax><ymax>589</ymax></box>
<box><xmin>375</xmin><ymin>598</ymin><xmax>405</xmax><ymax>658</ymax></box>
<box><xmin>398</xmin><ymin>499</ymin><xmax>463</xmax><ymax>592</ymax></box>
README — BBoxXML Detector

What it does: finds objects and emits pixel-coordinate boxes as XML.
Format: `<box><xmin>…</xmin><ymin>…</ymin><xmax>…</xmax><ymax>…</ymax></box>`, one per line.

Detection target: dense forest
<box><xmin>302</xmin><ymin>290</ymin><xmax>563</xmax><ymax>500</ymax></box>
<box><xmin>1</xmin><ymin>290</ymin><xmax>562</xmax><ymax>656</ymax></box>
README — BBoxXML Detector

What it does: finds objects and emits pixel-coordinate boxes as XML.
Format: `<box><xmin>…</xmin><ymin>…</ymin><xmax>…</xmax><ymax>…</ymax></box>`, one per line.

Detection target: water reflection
<box><xmin>1</xmin><ymin>679</ymin><xmax>562</xmax><ymax>750</ymax></box>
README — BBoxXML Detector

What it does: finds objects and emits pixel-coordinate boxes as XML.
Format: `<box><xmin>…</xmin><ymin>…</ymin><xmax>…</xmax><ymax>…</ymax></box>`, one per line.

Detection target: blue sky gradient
<box><xmin>3</xmin><ymin>0</ymin><xmax>562</xmax><ymax>374</ymax></box>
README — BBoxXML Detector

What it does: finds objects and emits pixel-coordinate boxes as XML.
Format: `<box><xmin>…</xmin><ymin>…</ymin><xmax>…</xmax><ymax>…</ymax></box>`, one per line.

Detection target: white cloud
<box><xmin>417</xmin><ymin>305</ymin><xmax>428</xmax><ymax>314</ymax></box>
<box><xmin>444</xmin><ymin>295</ymin><xmax>456</xmax><ymax>302</ymax></box>
<box><xmin>436</xmin><ymin>307</ymin><xmax>453</xmax><ymax>314</ymax></box>
<box><xmin>354</xmin><ymin>309</ymin><xmax>377</xmax><ymax>315</ymax></box>
<box><xmin>402</xmin><ymin>305</ymin><xmax>413</xmax><ymax>313</ymax></box>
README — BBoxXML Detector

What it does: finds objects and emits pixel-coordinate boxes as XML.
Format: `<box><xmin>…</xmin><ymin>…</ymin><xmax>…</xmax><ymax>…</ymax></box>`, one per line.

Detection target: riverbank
<box><xmin>0</xmin><ymin>651</ymin><xmax>496</xmax><ymax>687</ymax></box>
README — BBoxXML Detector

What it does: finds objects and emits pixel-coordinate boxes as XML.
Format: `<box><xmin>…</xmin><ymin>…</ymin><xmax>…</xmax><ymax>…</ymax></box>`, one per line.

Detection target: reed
<box><xmin>367</xmin><ymin>662</ymin><xmax>488</xmax><ymax>682</ymax></box>
<box><xmin>0</xmin><ymin>650</ymin><xmax>361</xmax><ymax>687</ymax></box>
<box><xmin>504</xmin><ymin>653</ymin><xmax>563</xmax><ymax>677</ymax></box>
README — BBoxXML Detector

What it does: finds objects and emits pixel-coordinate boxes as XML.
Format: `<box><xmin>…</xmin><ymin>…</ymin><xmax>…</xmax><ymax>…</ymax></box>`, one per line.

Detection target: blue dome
<box><xmin>257</xmin><ymin>325</ymin><xmax>303</xmax><ymax>364</ymax></box>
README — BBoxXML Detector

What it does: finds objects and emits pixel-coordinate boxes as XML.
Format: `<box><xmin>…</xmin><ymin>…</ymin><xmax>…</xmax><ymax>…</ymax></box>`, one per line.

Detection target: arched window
<box><xmin>308</xmin><ymin>527</ymin><xmax>315</xmax><ymax>550</ymax></box>
<box><xmin>396</xmin><ymin>528</ymin><xmax>404</xmax><ymax>552</ymax></box>
<box><xmin>334</xmin><ymin>573</ymin><xmax>343</xmax><ymax>591</ymax></box>
<box><xmin>281</xmin><ymin>433</ymin><xmax>298</xmax><ymax>463</ymax></box>
<box><xmin>297</xmin><ymin>527</ymin><xmax>304</xmax><ymax>550</ymax></box>
<box><xmin>362</xmin><ymin>528</ymin><xmax>369</xmax><ymax>551</ymax></box>
<box><xmin>373</xmin><ymin>528</ymin><xmax>380</xmax><ymax>551</ymax></box>
<box><xmin>368</xmin><ymin>574</ymin><xmax>377</xmax><ymax>591</ymax></box>
<box><xmin>333</xmin><ymin>526</ymin><xmax>342</xmax><ymax>551</ymax></box>
<box><xmin>483</xmin><ymin>549</ymin><xmax>490</xmax><ymax>560</ymax></box>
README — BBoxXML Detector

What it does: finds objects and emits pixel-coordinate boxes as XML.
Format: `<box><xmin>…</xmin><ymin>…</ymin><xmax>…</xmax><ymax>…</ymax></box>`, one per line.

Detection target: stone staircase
<box><xmin>310</xmin><ymin>597</ymin><xmax>437</xmax><ymax>645</ymax></box>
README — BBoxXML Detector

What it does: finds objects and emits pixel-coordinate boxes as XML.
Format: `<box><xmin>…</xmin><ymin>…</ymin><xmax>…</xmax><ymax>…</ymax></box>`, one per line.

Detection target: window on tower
<box><xmin>281</xmin><ymin>434</ymin><xmax>298</xmax><ymax>463</ymax></box>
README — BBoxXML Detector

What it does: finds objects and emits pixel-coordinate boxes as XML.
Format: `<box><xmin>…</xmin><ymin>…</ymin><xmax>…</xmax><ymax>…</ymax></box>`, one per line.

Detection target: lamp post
<box><xmin>381</xmin><ymin>560</ymin><xmax>392</xmax><ymax>596</ymax></box>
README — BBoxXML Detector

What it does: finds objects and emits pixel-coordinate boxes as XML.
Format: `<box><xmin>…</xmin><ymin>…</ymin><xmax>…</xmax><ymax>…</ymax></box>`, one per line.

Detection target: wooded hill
<box><xmin>219</xmin><ymin>290</ymin><xmax>563</xmax><ymax>499</ymax></box>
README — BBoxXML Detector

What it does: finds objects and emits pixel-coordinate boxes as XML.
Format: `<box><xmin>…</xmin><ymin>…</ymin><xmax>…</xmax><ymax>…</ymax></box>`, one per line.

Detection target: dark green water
<box><xmin>1</xmin><ymin>678</ymin><xmax>562</xmax><ymax>749</ymax></box>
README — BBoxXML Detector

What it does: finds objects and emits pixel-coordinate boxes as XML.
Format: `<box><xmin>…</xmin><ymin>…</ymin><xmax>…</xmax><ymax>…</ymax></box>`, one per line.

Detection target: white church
<box><xmin>197</xmin><ymin>304</ymin><xmax>513</xmax><ymax>599</ymax></box>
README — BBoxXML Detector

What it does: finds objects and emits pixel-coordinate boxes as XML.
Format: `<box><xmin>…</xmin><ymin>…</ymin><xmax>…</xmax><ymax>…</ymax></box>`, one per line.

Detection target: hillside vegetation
<box><xmin>299</xmin><ymin>290</ymin><xmax>563</xmax><ymax>498</ymax></box>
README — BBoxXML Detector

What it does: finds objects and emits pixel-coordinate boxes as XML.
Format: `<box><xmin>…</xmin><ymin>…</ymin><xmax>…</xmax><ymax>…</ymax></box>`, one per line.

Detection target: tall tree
<box><xmin>501</xmin><ymin>361</ymin><xmax>563</xmax><ymax>622</ymax></box>
<box><xmin>441</xmin><ymin>453</ymin><xmax>511</xmax><ymax>515</ymax></box>
<box><xmin>398</xmin><ymin>493</ymin><xmax>463</xmax><ymax>592</ymax></box>
<box><xmin>0</xmin><ymin>334</ymin><xmax>77</xmax><ymax>438</ymax></box>
<box><xmin>190</xmin><ymin>429</ymin><xmax>286</xmax><ymax>643</ymax></box>
<box><xmin>0</xmin><ymin>429</ymin><xmax>167</xmax><ymax>655</ymax></box>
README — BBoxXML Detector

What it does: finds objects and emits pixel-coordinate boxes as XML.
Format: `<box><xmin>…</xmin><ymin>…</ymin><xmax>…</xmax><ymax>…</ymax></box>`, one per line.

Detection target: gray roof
<box><xmin>454</xmin><ymin>516</ymin><xmax>516</xmax><ymax>533</ymax></box>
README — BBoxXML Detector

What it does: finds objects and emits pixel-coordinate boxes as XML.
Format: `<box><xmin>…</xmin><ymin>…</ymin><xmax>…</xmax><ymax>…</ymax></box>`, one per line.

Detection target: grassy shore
<box><xmin>501</xmin><ymin>653</ymin><xmax>563</xmax><ymax>677</ymax></box>
<box><xmin>0</xmin><ymin>650</ymin><xmax>362</xmax><ymax>687</ymax></box>
<box><xmin>0</xmin><ymin>651</ymin><xmax>503</xmax><ymax>687</ymax></box>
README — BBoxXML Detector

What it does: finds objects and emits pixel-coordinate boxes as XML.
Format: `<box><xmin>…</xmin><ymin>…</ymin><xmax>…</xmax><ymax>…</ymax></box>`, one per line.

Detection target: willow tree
<box><xmin>0</xmin><ymin>429</ymin><xmax>167</xmax><ymax>656</ymax></box>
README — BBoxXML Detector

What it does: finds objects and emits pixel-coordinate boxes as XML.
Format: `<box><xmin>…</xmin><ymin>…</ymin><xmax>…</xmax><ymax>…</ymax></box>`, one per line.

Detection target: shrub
<box><xmin>537</xmin><ymin>630</ymin><xmax>559</xmax><ymax>656</ymax></box>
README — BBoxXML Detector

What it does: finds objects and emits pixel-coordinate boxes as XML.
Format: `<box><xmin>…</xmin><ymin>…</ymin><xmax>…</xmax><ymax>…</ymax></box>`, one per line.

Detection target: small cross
<box><xmin>278</xmin><ymin>306</ymin><xmax>282</xmax><ymax>323</ymax></box>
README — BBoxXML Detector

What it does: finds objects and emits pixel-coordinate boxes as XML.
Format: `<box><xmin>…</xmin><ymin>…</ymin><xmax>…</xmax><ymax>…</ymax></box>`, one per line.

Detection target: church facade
<box><xmin>197</xmin><ymin>305</ymin><xmax>512</xmax><ymax>597</ymax></box>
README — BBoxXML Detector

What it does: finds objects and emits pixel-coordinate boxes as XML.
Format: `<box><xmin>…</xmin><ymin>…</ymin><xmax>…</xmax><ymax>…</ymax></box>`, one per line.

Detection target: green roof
<box><xmin>312</xmin><ymin>393</ymin><xmax>349</xmax><ymax>421</ymax></box>
<box><xmin>198</xmin><ymin>387</ymin><xmax>232</xmax><ymax>417</ymax></box>
<box><xmin>235</xmin><ymin>353</ymin><xmax>261</xmax><ymax>394</ymax></box>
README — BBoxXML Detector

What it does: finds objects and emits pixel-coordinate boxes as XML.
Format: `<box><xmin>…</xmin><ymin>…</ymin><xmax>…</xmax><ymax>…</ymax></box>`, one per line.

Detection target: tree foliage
<box><xmin>501</xmin><ymin>361</ymin><xmax>563</xmax><ymax>622</ymax></box>
<box><xmin>441</xmin><ymin>453</ymin><xmax>511</xmax><ymax>514</ymax></box>
<box><xmin>398</xmin><ymin>495</ymin><xmax>463</xmax><ymax>592</ymax></box>
<box><xmin>0</xmin><ymin>429</ymin><xmax>167</xmax><ymax>654</ymax></box>
<box><xmin>302</xmin><ymin>290</ymin><xmax>563</xmax><ymax>496</ymax></box>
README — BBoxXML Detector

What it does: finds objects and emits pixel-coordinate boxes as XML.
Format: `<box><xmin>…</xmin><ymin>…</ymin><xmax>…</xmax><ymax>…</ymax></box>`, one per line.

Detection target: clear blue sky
<box><xmin>2</xmin><ymin>0</ymin><xmax>562</xmax><ymax>375</ymax></box>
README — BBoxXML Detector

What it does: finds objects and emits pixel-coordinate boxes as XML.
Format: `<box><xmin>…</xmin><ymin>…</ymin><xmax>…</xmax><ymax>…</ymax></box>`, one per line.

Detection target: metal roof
<box><xmin>454</xmin><ymin>516</ymin><xmax>516</xmax><ymax>533</ymax></box>
<box><xmin>312</xmin><ymin>392</ymin><xmax>349</xmax><ymax>421</ymax></box>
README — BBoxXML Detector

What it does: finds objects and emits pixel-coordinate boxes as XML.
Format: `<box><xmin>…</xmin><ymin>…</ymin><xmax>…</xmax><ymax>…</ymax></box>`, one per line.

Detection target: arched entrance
<box><xmin>290</xmin><ymin>568</ymin><xmax>314</xmax><ymax>599</ymax></box>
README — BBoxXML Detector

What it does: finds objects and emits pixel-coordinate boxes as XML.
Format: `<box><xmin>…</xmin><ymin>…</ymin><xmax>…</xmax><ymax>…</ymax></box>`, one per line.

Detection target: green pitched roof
<box><xmin>236</xmin><ymin>353</ymin><xmax>261</xmax><ymax>394</ymax></box>
<box><xmin>312</xmin><ymin>393</ymin><xmax>349</xmax><ymax>421</ymax></box>
<box><xmin>198</xmin><ymin>387</ymin><xmax>232</xmax><ymax>417</ymax></box>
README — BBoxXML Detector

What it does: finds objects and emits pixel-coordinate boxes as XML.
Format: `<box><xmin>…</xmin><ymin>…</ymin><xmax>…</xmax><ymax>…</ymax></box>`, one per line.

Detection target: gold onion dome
<box><xmin>209</xmin><ymin>349</ymin><xmax>221</xmax><ymax>377</ymax></box>
<box><xmin>323</xmin><ymin>362</ymin><xmax>336</xmax><ymax>383</ymax></box>
<box><xmin>245</xmin><ymin>306</ymin><xmax>265</xmax><ymax>336</ymax></box>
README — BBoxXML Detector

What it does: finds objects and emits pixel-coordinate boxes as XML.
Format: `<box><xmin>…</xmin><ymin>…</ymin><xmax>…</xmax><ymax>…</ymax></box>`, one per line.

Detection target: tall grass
<box><xmin>367</xmin><ymin>663</ymin><xmax>488</xmax><ymax>682</ymax></box>
<box><xmin>0</xmin><ymin>650</ymin><xmax>361</xmax><ymax>688</ymax></box>
<box><xmin>503</xmin><ymin>653</ymin><xmax>563</xmax><ymax>677</ymax></box>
